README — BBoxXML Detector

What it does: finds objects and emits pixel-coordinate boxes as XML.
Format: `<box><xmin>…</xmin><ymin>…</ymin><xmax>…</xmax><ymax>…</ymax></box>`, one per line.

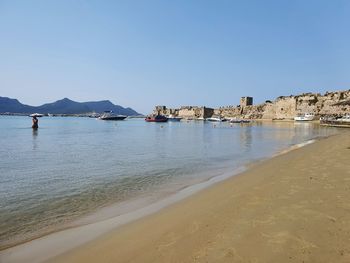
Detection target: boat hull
<box><xmin>294</xmin><ymin>117</ymin><xmax>314</xmax><ymax>121</ymax></box>
<box><xmin>145</xmin><ymin>115</ymin><xmax>168</xmax><ymax>122</ymax></box>
<box><xmin>168</xmin><ymin>118</ymin><xmax>182</xmax><ymax>122</ymax></box>
<box><xmin>99</xmin><ymin>116</ymin><xmax>127</xmax><ymax>120</ymax></box>
<box><xmin>145</xmin><ymin>119</ymin><xmax>168</xmax><ymax>122</ymax></box>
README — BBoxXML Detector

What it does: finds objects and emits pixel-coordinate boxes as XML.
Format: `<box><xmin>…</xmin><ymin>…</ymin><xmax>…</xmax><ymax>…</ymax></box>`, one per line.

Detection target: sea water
<box><xmin>0</xmin><ymin>116</ymin><xmax>337</xmax><ymax>249</ymax></box>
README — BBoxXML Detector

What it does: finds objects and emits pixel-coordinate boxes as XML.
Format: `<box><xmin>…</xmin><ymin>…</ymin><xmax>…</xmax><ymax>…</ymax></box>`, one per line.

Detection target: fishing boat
<box><xmin>294</xmin><ymin>113</ymin><xmax>315</xmax><ymax>121</ymax></box>
<box><xmin>99</xmin><ymin>111</ymin><xmax>127</xmax><ymax>120</ymax></box>
<box><xmin>145</xmin><ymin>115</ymin><xmax>168</xmax><ymax>122</ymax></box>
<box><xmin>167</xmin><ymin>114</ymin><xmax>182</xmax><ymax>122</ymax></box>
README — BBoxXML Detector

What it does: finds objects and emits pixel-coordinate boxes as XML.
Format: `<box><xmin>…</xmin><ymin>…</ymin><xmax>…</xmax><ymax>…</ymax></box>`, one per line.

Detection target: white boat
<box><xmin>294</xmin><ymin>113</ymin><xmax>315</xmax><ymax>121</ymax></box>
<box><xmin>206</xmin><ymin>116</ymin><xmax>227</xmax><ymax>122</ymax></box>
<box><xmin>337</xmin><ymin>114</ymin><xmax>350</xmax><ymax>122</ymax></box>
<box><xmin>229</xmin><ymin>118</ymin><xmax>250</xmax><ymax>123</ymax></box>
<box><xmin>167</xmin><ymin>114</ymin><xmax>182</xmax><ymax>122</ymax></box>
<box><xmin>29</xmin><ymin>113</ymin><xmax>44</xmax><ymax>117</ymax></box>
<box><xmin>99</xmin><ymin>111</ymin><xmax>127</xmax><ymax>120</ymax></box>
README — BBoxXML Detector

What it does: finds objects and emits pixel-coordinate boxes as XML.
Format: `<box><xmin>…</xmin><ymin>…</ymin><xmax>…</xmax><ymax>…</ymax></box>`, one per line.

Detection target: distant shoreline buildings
<box><xmin>154</xmin><ymin>90</ymin><xmax>350</xmax><ymax>120</ymax></box>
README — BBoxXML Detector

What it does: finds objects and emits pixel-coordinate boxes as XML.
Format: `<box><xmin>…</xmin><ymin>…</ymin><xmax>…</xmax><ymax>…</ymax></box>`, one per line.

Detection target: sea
<box><xmin>0</xmin><ymin>116</ymin><xmax>338</xmax><ymax>250</ymax></box>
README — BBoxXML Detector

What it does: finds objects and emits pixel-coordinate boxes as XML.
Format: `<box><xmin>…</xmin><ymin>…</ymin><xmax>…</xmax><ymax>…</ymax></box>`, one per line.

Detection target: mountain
<box><xmin>0</xmin><ymin>97</ymin><xmax>141</xmax><ymax>116</ymax></box>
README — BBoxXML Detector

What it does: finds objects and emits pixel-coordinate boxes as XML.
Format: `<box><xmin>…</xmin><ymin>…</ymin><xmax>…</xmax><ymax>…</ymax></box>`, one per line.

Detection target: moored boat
<box><xmin>167</xmin><ymin>114</ymin><xmax>182</xmax><ymax>122</ymax></box>
<box><xmin>229</xmin><ymin>118</ymin><xmax>250</xmax><ymax>123</ymax></box>
<box><xmin>206</xmin><ymin>116</ymin><xmax>227</xmax><ymax>122</ymax></box>
<box><xmin>145</xmin><ymin>115</ymin><xmax>168</xmax><ymax>122</ymax></box>
<box><xmin>99</xmin><ymin>111</ymin><xmax>127</xmax><ymax>120</ymax></box>
<box><xmin>337</xmin><ymin>114</ymin><xmax>350</xmax><ymax>122</ymax></box>
<box><xmin>320</xmin><ymin>115</ymin><xmax>350</xmax><ymax>127</ymax></box>
<box><xmin>294</xmin><ymin>113</ymin><xmax>315</xmax><ymax>121</ymax></box>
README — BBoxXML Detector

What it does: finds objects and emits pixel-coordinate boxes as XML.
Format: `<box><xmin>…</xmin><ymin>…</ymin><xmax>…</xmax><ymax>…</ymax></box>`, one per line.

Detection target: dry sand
<box><xmin>45</xmin><ymin>131</ymin><xmax>350</xmax><ymax>262</ymax></box>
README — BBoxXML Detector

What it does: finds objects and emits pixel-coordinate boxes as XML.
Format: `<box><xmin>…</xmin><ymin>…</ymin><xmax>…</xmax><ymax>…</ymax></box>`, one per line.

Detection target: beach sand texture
<box><xmin>45</xmin><ymin>131</ymin><xmax>349</xmax><ymax>262</ymax></box>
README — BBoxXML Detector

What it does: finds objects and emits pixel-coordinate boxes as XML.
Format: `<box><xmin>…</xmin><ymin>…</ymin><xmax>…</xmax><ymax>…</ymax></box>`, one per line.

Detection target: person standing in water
<box><xmin>32</xmin><ymin>116</ymin><xmax>39</xmax><ymax>129</ymax></box>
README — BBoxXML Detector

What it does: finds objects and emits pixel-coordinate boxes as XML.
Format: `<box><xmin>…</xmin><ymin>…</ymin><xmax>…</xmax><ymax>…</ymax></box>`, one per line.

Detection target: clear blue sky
<box><xmin>1</xmin><ymin>0</ymin><xmax>350</xmax><ymax>113</ymax></box>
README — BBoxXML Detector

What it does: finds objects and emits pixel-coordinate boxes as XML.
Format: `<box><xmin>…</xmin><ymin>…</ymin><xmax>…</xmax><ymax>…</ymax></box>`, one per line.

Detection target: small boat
<box><xmin>29</xmin><ymin>113</ymin><xmax>44</xmax><ymax>118</ymax></box>
<box><xmin>99</xmin><ymin>111</ymin><xmax>127</xmax><ymax>120</ymax></box>
<box><xmin>229</xmin><ymin>118</ymin><xmax>250</xmax><ymax>123</ymax></box>
<box><xmin>167</xmin><ymin>115</ymin><xmax>182</xmax><ymax>122</ymax></box>
<box><xmin>337</xmin><ymin>114</ymin><xmax>350</xmax><ymax>122</ymax></box>
<box><xmin>206</xmin><ymin>116</ymin><xmax>227</xmax><ymax>122</ymax></box>
<box><xmin>196</xmin><ymin>117</ymin><xmax>205</xmax><ymax>121</ymax></box>
<box><xmin>145</xmin><ymin>115</ymin><xmax>168</xmax><ymax>122</ymax></box>
<box><xmin>320</xmin><ymin>115</ymin><xmax>350</xmax><ymax>127</ymax></box>
<box><xmin>294</xmin><ymin>113</ymin><xmax>315</xmax><ymax>121</ymax></box>
<box><xmin>89</xmin><ymin>112</ymin><xmax>100</xmax><ymax>118</ymax></box>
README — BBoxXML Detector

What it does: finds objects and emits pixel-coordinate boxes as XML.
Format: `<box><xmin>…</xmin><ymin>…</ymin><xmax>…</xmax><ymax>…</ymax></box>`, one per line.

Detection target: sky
<box><xmin>1</xmin><ymin>0</ymin><xmax>350</xmax><ymax>114</ymax></box>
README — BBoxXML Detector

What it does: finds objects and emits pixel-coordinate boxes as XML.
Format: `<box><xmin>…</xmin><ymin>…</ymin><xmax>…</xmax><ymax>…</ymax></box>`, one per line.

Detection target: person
<box><xmin>32</xmin><ymin>116</ymin><xmax>39</xmax><ymax>129</ymax></box>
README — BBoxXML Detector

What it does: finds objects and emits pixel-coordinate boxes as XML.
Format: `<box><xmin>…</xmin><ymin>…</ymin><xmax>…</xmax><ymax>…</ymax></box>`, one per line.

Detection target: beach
<box><xmin>38</xmin><ymin>130</ymin><xmax>349</xmax><ymax>263</ymax></box>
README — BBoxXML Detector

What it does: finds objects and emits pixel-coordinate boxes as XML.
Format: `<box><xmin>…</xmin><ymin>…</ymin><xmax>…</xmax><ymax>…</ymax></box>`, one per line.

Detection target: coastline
<box><xmin>1</xmin><ymin>132</ymin><xmax>346</xmax><ymax>263</ymax></box>
<box><xmin>47</xmin><ymin>130</ymin><xmax>350</xmax><ymax>263</ymax></box>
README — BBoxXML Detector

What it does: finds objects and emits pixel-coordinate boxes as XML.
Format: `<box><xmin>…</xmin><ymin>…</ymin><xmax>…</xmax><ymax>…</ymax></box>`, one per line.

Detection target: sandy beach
<box><xmin>38</xmin><ymin>130</ymin><xmax>349</xmax><ymax>263</ymax></box>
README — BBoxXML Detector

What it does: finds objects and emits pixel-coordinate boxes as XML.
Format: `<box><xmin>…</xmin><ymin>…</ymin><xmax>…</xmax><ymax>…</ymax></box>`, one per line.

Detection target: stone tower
<box><xmin>240</xmin><ymin>97</ymin><xmax>253</xmax><ymax>107</ymax></box>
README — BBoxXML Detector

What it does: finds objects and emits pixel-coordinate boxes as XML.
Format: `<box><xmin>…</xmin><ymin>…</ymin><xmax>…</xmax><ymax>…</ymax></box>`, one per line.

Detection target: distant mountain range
<box><xmin>0</xmin><ymin>97</ymin><xmax>141</xmax><ymax>116</ymax></box>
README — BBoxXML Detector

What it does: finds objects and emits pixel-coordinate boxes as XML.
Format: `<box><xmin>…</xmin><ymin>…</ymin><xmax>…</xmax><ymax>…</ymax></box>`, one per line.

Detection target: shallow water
<box><xmin>0</xmin><ymin>116</ymin><xmax>337</xmax><ymax>249</ymax></box>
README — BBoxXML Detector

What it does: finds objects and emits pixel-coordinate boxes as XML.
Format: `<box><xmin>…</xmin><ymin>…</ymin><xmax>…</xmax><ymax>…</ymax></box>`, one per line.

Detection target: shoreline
<box><xmin>0</xmin><ymin>134</ymin><xmax>333</xmax><ymax>263</ymax></box>
<box><xmin>48</xmin><ymin>130</ymin><xmax>350</xmax><ymax>262</ymax></box>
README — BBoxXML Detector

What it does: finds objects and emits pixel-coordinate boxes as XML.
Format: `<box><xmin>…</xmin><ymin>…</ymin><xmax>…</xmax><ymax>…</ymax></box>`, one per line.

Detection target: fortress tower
<box><xmin>240</xmin><ymin>97</ymin><xmax>253</xmax><ymax>107</ymax></box>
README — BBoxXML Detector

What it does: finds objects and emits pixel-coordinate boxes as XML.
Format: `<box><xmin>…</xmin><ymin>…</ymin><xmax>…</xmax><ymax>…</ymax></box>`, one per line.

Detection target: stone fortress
<box><xmin>154</xmin><ymin>90</ymin><xmax>350</xmax><ymax>120</ymax></box>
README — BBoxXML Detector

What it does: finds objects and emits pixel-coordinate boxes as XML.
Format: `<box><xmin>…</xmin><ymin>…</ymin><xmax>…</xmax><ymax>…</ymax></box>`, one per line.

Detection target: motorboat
<box><xmin>337</xmin><ymin>114</ymin><xmax>350</xmax><ymax>122</ymax></box>
<box><xmin>167</xmin><ymin>114</ymin><xmax>182</xmax><ymax>122</ymax></box>
<box><xmin>89</xmin><ymin>112</ymin><xmax>100</xmax><ymax>118</ymax></box>
<box><xmin>320</xmin><ymin>115</ymin><xmax>350</xmax><ymax>127</ymax></box>
<box><xmin>99</xmin><ymin>111</ymin><xmax>127</xmax><ymax>120</ymax></box>
<box><xmin>29</xmin><ymin>113</ymin><xmax>44</xmax><ymax>117</ymax></box>
<box><xmin>229</xmin><ymin>118</ymin><xmax>250</xmax><ymax>123</ymax></box>
<box><xmin>206</xmin><ymin>116</ymin><xmax>227</xmax><ymax>122</ymax></box>
<box><xmin>145</xmin><ymin>115</ymin><xmax>168</xmax><ymax>122</ymax></box>
<box><xmin>294</xmin><ymin>113</ymin><xmax>315</xmax><ymax>121</ymax></box>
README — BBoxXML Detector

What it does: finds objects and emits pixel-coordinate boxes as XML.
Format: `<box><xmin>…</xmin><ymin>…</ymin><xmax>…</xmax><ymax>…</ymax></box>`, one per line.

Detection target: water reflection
<box><xmin>32</xmin><ymin>128</ymin><xmax>38</xmax><ymax>150</ymax></box>
<box><xmin>240</xmin><ymin>126</ymin><xmax>252</xmax><ymax>150</ymax></box>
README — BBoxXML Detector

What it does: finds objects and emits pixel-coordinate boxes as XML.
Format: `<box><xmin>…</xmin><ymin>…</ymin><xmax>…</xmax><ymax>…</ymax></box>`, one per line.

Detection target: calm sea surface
<box><xmin>0</xmin><ymin>116</ymin><xmax>337</xmax><ymax>249</ymax></box>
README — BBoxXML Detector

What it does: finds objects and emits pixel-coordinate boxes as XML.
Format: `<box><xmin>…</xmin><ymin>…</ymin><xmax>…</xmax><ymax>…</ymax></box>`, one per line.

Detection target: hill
<box><xmin>0</xmin><ymin>97</ymin><xmax>141</xmax><ymax>116</ymax></box>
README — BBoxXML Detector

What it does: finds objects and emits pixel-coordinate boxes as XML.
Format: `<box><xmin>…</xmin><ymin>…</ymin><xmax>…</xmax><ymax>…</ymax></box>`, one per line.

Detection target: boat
<box><xmin>98</xmin><ymin>111</ymin><xmax>127</xmax><ymax>120</ymax></box>
<box><xmin>206</xmin><ymin>116</ymin><xmax>227</xmax><ymax>122</ymax></box>
<box><xmin>320</xmin><ymin>115</ymin><xmax>350</xmax><ymax>127</ymax></box>
<box><xmin>294</xmin><ymin>113</ymin><xmax>315</xmax><ymax>121</ymax></box>
<box><xmin>89</xmin><ymin>112</ymin><xmax>100</xmax><ymax>118</ymax></box>
<box><xmin>167</xmin><ymin>114</ymin><xmax>182</xmax><ymax>122</ymax></box>
<box><xmin>145</xmin><ymin>115</ymin><xmax>168</xmax><ymax>122</ymax></box>
<box><xmin>337</xmin><ymin>114</ymin><xmax>350</xmax><ymax>122</ymax></box>
<box><xmin>29</xmin><ymin>113</ymin><xmax>44</xmax><ymax>117</ymax></box>
<box><xmin>229</xmin><ymin>118</ymin><xmax>250</xmax><ymax>123</ymax></box>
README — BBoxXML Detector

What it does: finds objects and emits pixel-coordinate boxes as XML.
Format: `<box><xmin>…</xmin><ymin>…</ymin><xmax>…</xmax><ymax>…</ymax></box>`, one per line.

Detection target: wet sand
<box><xmin>43</xmin><ymin>131</ymin><xmax>350</xmax><ymax>263</ymax></box>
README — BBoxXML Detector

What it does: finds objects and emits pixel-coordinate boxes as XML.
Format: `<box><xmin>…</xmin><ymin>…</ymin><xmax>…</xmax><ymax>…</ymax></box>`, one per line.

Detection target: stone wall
<box><xmin>153</xmin><ymin>90</ymin><xmax>350</xmax><ymax>120</ymax></box>
<box><xmin>155</xmin><ymin>106</ymin><xmax>214</xmax><ymax>119</ymax></box>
